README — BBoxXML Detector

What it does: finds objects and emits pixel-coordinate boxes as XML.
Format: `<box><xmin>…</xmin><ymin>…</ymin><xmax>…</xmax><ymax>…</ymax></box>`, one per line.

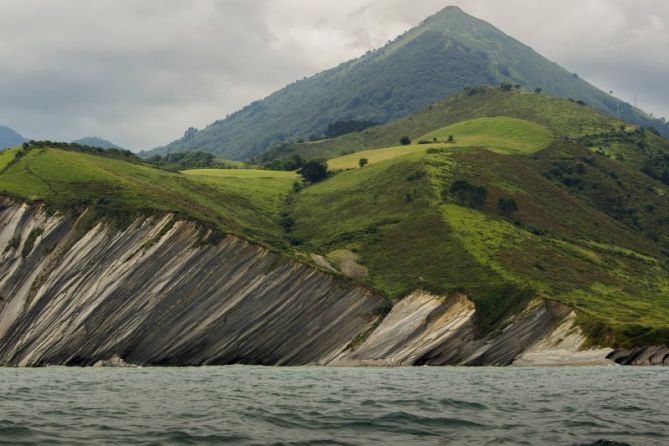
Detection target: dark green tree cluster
<box><xmin>263</xmin><ymin>154</ymin><xmax>305</xmax><ymax>171</ymax></box>
<box><xmin>641</xmin><ymin>155</ymin><xmax>669</xmax><ymax>186</ymax></box>
<box><xmin>22</xmin><ymin>140</ymin><xmax>140</xmax><ymax>162</ymax></box>
<box><xmin>324</xmin><ymin>120</ymin><xmax>378</xmax><ymax>138</ymax></box>
<box><xmin>448</xmin><ymin>180</ymin><xmax>488</xmax><ymax>208</ymax></box>
<box><xmin>299</xmin><ymin>159</ymin><xmax>329</xmax><ymax>183</ymax></box>
<box><xmin>148</xmin><ymin>151</ymin><xmax>215</xmax><ymax>170</ymax></box>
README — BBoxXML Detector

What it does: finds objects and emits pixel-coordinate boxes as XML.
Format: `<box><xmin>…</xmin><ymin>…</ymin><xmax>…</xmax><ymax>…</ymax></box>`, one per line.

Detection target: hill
<box><xmin>72</xmin><ymin>137</ymin><xmax>123</xmax><ymax>150</ymax></box>
<box><xmin>0</xmin><ymin>125</ymin><xmax>26</xmax><ymax>149</ymax></box>
<box><xmin>146</xmin><ymin>5</ymin><xmax>669</xmax><ymax>160</ymax></box>
<box><xmin>260</xmin><ymin>87</ymin><xmax>640</xmax><ymax>163</ymax></box>
<box><xmin>2</xmin><ymin>89</ymin><xmax>669</xmax><ymax>350</ymax></box>
<box><xmin>0</xmin><ymin>142</ymin><xmax>295</xmax><ymax>248</ymax></box>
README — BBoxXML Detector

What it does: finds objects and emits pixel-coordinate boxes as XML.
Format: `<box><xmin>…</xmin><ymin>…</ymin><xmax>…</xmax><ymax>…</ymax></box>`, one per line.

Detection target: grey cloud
<box><xmin>0</xmin><ymin>0</ymin><xmax>667</xmax><ymax>150</ymax></box>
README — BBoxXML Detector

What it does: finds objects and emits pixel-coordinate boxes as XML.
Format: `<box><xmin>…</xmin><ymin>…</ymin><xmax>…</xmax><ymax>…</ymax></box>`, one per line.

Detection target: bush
<box><xmin>299</xmin><ymin>159</ymin><xmax>329</xmax><ymax>183</ymax></box>
<box><xmin>498</xmin><ymin>198</ymin><xmax>519</xmax><ymax>215</ymax></box>
<box><xmin>358</xmin><ymin>158</ymin><xmax>368</xmax><ymax>168</ymax></box>
<box><xmin>448</xmin><ymin>180</ymin><xmax>488</xmax><ymax>208</ymax></box>
<box><xmin>399</xmin><ymin>136</ymin><xmax>411</xmax><ymax>146</ymax></box>
<box><xmin>448</xmin><ymin>135</ymin><xmax>455</xmax><ymax>143</ymax></box>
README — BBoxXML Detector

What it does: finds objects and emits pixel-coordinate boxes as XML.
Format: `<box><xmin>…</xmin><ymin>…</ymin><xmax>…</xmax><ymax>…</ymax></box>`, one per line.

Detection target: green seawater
<box><xmin>0</xmin><ymin>366</ymin><xmax>666</xmax><ymax>445</ymax></box>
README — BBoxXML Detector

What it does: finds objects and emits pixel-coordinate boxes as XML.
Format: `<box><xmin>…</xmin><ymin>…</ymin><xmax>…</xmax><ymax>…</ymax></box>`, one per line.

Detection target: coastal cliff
<box><xmin>0</xmin><ymin>200</ymin><xmax>665</xmax><ymax>367</ymax></box>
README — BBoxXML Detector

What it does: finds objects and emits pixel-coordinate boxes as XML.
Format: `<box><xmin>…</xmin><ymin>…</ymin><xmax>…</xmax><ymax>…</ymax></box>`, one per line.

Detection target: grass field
<box><xmin>419</xmin><ymin>117</ymin><xmax>553</xmax><ymax>155</ymax></box>
<box><xmin>327</xmin><ymin>117</ymin><xmax>554</xmax><ymax>170</ymax></box>
<box><xmin>327</xmin><ymin>144</ymin><xmax>444</xmax><ymax>170</ymax></box>
<box><xmin>182</xmin><ymin>168</ymin><xmax>298</xmax><ymax>178</ymax></box>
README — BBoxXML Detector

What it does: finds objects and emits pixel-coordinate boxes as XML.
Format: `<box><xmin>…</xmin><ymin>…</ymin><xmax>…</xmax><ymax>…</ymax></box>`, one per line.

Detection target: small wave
<box><xmin>0</xmin><ymin>420</ymin><xmax>33</xmax><ymax>439</ymax></box>
<box><xmin>575</xmin><ymin>441</ymin><xmax>632</xmax><ymax>446</ymax></box>
<box><xmin>439</xmin><ymin>398</ymin><xmax>488</xmax><ymax>410</ymax></box>
<box><xmin>156</xmin><ymin>431</ymin><xmax>250</xmax><ymax>444</ymax></box>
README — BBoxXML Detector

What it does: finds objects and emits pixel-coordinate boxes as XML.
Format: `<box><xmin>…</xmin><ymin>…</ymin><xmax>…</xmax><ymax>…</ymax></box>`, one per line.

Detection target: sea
<box><xmin>0</xmin><ymin>366</ymin><xmax>666</xmax><ymax>445</ymax></box>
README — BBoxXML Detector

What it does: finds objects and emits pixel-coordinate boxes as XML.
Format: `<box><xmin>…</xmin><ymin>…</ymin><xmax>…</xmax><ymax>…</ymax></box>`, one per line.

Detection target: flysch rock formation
<box><xmin>0</xmin><ymin>199</ymin><xmax>666</xmax><ymax>367</ymax></box>
<box><xmin>0</xmin><ymin>200</ymin><xmax>384</xmax><ymax>366</ymax></box>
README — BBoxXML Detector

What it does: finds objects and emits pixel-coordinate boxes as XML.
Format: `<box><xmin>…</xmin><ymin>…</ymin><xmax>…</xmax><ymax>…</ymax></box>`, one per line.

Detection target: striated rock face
<box><xmin>332</xmin><ymin>292</ymin><xmax>475</xmax><ymax>366</ymax></box>
<box><xmin>335</xmin><ymin>292</ymin><xmax>615</xmax><ymax>367</ymax></box>
<box><xmin>0</xmin><ymin>201</ymin><xmax>384</xmax><ymax>366</ymax></box>
<box><xmin>608</xmin><ymin>346</ymin><xmax>669</xmax><ymax>366</ymax></box>
<box><xmin>512</xmin><ymin>312</ymin><xmax>614</xmax><ymax>366</ymax></box>
<box><xmin>0</xmin><ymin>200</ymin><xmax>661</xmax><ymax>367</ymax></box>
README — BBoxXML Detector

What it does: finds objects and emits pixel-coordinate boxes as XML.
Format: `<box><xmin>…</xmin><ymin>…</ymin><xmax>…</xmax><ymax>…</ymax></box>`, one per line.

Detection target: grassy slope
<box><xmin>419</xmin><ymin>117</ymin><xmax>553</xmax><ymax>155</ymax></box>
<box><xmin>0</xmin><ymin>148</ymin><xmax>295</xmax><ymax>247</ymax></box>
<box><xmin>183</xmin><ymin>168</ymin><xmax>298</xmax><ymax>179</ymax></box>
<box><xmin>290</xmin><ymin>146</ymin><xmax>669</xmax><ymax>346</ymax></box>
<box><xmin>0</xmin><ymin>147</ymin><xmax>19</xmax><ymax>171</ymax></box>
<box><xmin>268</xmin><ymin>88</ymin><xmax>626</xmax><ymax>162</ymax></box>
<box><xmin>327</xmin><ymin>116</ymin><xmax>554</xmax><ymax>170</ymax></box>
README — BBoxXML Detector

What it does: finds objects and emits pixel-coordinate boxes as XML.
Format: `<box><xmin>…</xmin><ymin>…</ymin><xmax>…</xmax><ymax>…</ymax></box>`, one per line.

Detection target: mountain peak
<box><xmin>420</xmin><ymin>4</ymin><xmax>498</xmax><ymax>38</ymax></box>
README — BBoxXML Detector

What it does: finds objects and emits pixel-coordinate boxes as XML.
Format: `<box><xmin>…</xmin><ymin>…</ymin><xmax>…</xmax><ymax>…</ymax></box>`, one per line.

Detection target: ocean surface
<box><xmin>0</xmin><ymin>366</ymin><xmax>666</xmax><ymax>445</ymax></box>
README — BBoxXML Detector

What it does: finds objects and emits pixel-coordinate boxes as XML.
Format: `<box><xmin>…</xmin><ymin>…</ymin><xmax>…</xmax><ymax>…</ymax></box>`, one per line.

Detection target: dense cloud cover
<box><xmin>0</xmin><ymin>0</ymin><xmax>666</xmax><ymax>150</ymax></box>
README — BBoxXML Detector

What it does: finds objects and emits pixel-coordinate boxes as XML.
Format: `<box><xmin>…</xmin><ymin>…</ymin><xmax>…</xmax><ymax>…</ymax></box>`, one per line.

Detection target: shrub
<box><xmin>399</xmin><ymin>136</ymin><xmax>411</xmax><ymax>146</ymax></box>
<box><xmin>498</xmin><ymin>198</ymin><xmax>519</xmax><ymax>215</ymax></box>
<box><xmin>448</xmin><ymin>181</ymin><xmax>488</xmax><ymax>208</ymax></box>
<box><xmin>358</xmin><ymin>158</ymin><xmax>368</xmax><ymax>168</ymax></box>
<box><xmin>299</xmin><ymin>159</ymin><xmax>329</xmax><ymax>183</ymax></box>
<box><xmin>448</xmin><ymin>135</ymin><xmax>455</xmax><ymax>143</ymax></box>
<box><xmin>407</xmin><ymin>171</ymin><xmax>425</xmax><ymax>181</ymax></box>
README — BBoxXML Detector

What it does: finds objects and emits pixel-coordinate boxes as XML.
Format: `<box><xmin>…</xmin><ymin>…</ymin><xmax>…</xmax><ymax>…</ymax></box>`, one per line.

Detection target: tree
<box><xmin>448</xmin><ymin>135</ymin><xmax>455</xmax><ymax>143</ymax></box>
<box><xmin>359</xmin><ymin>158</ymin><xmax>368</xmax><ymax>168</ymax></box>
<box><xmin>498</xmin><ymin>198</ymin><xmax>518</xmax><ymax>215</ymax></box>
<box><xmin>500</xmin><ymin>83</ymin><xmax>513</xmax><ymax>91</ymax></box>
<box><xmin>534</xmin><ymin>88</ymin><xmax>542</xmax><ymax>94</ymax></box>
<box><xmin>299</xmin><ymin>159</ymin><xmax>329</xmax><ymax>183</ymax></box>
<box><xmin>448</xmin><ymin>180</ymin><xmax>487</xmax><ymax>208</ymax></box>
<box><xmin>399</xmin><ymin>136</ymin><xmax>411</xmax><ymax>145</ymax></box>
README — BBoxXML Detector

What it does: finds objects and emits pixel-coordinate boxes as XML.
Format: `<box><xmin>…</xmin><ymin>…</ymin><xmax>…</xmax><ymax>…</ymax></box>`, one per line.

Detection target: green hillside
<box><xmin>288</xmin><ymin>142</ymin><xmax>669</xmax><ymax>345</ymax></box>
<box><xmin>263</xmin><ymin>87</ymin><xmax>629</xmax><ymax>162</ymax></box>
<box><xmin>420</xmin><ymin>117</ymin><xmax>553</xmax><ymax>155</ymax></box>
<box><xmin>2</xmin><ymin>87</ymin><xmax>669</xmax><ymax>348</ymax></box>
<box><xmin>0</xmin><ymin>144</ymin><xmax>295</xmax><ymax>247</ymax></box>
<box><xmin>327</xmin><ymin>116</ymin><xmax>553</xmax><ymax>170</ymax></box>
<box><xmin>146</xmin><ymin>6</ymin><xmax>668</xmax><ymax>160</ymax></box>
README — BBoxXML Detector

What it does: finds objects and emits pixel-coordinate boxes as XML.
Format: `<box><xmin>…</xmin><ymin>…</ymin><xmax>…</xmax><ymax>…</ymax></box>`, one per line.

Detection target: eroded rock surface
<box><xmin>608</xmin><ymin>346</ymin><xmax>669</xmax><ymax>366</ymax></box>
<box><xmin>0</xmin><ymin>201</ymin><xmax>384</xmax><ymax>366</ymax></box>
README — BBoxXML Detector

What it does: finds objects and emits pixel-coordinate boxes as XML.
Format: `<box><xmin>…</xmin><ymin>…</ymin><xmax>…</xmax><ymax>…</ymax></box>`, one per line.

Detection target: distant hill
<box><xmin>72</xmin><ymin>137</ymin><xmax>123</xmax><ymax>150</ymax></box>
<box><xmin>0</xmin><ymin>125</ymin><xmax>26</xmax><ymax>149</ymax></box>
<box><xmin>147</xmin><ymin>5</ymin><xmax>669</xmax><ymax>160</ymax></box>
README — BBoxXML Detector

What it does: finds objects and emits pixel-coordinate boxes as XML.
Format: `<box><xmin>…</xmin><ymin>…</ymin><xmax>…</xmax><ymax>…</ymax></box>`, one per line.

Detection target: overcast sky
<box><xmin>1</xmin><ymin>0</ymin><xmax>667</xmax><ymax>150</ymax></box>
